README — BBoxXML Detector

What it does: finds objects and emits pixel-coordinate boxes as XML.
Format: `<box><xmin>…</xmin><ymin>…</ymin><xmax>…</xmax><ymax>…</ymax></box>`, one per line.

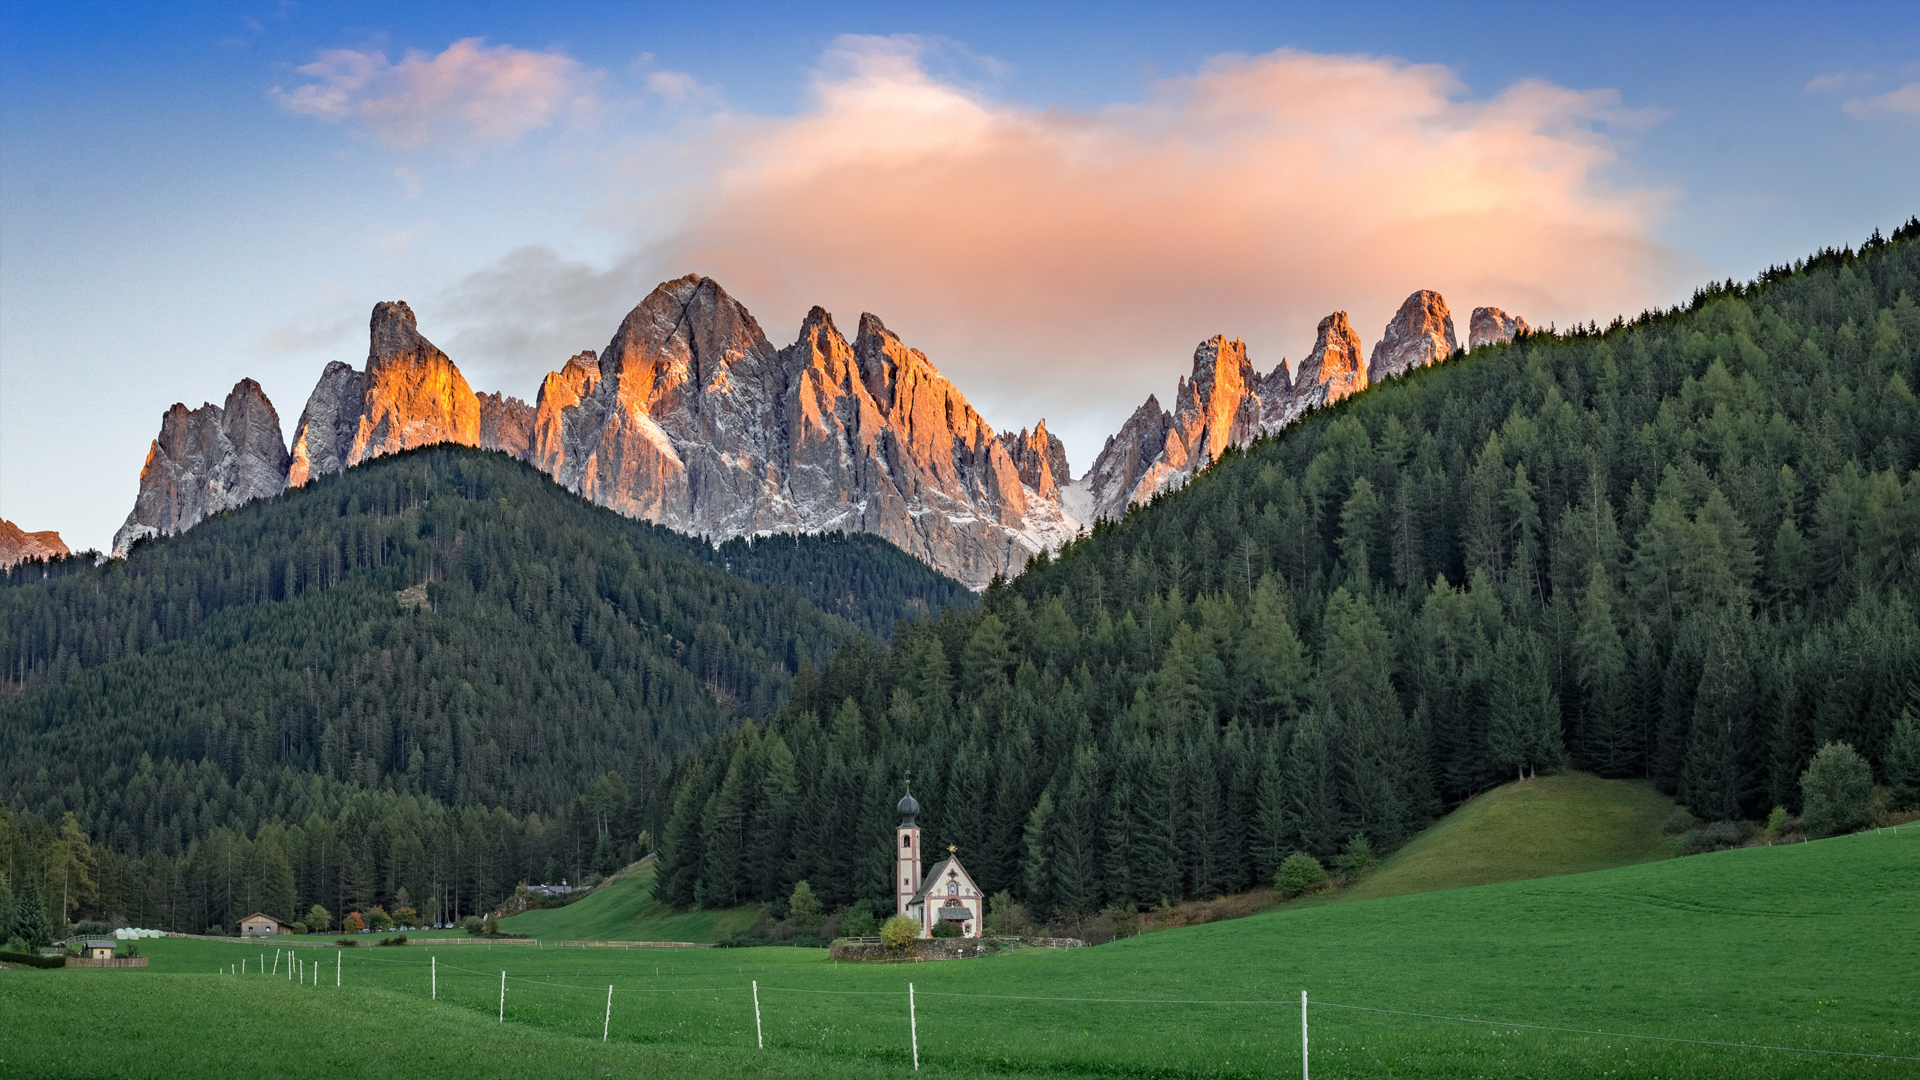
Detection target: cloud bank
<box><xmin>274</xmin><ymin>38</ymin><xmax>599</xmax><ymax>150</ymax></box>
<box><xmin>444</xmin><ymin>37</ymin><xmax>1685</xmax><ymax>469</ymax></box>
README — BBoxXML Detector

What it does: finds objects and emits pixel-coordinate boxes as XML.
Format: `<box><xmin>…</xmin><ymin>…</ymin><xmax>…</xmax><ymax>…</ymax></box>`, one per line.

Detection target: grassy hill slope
<box><xmin>1326</xmin><ymin>771</ymin><xmax>1678</xmax><ymax>904</ymax></box>
<box><xmin>498</xmin><ymin>861</ymin><xmax>758</xmax><ymax>943</ymax></box>
<box><xmin>12</xmin><ymin>821</ymin><xmax>1915</xmax><ymax>1078</ymax></box>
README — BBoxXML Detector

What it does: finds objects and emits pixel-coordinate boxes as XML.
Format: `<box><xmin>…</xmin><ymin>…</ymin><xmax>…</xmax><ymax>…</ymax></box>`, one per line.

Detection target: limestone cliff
<box><xmin>1281</xmin><ymin>312</ymin><xmax>1368</xmax><ymax>426</ymax></box>
<box><xmin>1078</xmin><ymin>336</ymin><xmax>1291</xmax><ymax>523</ymax></box>
<box><xmin>998</xmin><ymin>421</ymin><xmax>1069</xmax><ymax>501</ymax></box>
<box><xmin>111</xmin><ymin>379</ymin><xmax>291</xmax><ymax>557</ymax></box>
<box><xmin>528</xmin><ymin>277</ymin><xmax>1077</xmax><ymax>587</ymax></box>
<box><xmin>1469</xmin><ymin>306</ymin><xmax>1532</xmax><ymax>350</ymax></box>
<box><xmin>1368</xmin><ymin>290</ymin><xmax>1458</xmax><ymax>383</ymax></box>
<box><xmin>1</xmin><ymin>519</ymin><xmax>70</xmax><ymax>568</ymax></box>
<box><xmin>478</xmin><ymin>392</ymin><xmax>536</xmax><ymax>459</ymax></box>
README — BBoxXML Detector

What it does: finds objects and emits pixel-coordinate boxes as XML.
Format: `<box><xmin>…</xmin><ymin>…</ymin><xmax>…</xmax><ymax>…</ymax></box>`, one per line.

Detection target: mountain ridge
<box><xmin>108</xmin><ymin>277</ymin><xmax>1534</xmax><ymax>584</ymax></box>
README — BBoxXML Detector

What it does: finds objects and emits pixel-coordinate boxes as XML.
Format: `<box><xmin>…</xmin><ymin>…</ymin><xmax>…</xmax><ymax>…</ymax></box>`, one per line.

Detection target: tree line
<box><xmin>652</xmin><ymin>224</ymin><xmax>1920</xmax><ymax>921</ymax></box>
<box><xmin>0</xmin><ymin>449</ymin><xmax>966</xmax><ymax>931</ymax></box>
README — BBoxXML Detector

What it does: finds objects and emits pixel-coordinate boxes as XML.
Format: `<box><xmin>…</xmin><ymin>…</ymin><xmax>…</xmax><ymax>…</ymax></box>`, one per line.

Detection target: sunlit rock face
<box><xmin>288</xmin><ymin>302</ymin><xmax>485</xmax><ymax>487</ymax></box>
<box><xmin>528</xmin><ymin>277</ymin><xmax>1079</xmax><ymax>587</ymax></box>
<box><xmin>1079</xmin><ymin>336</ymin><xmax>1290</xmax><ymax>522</ymax></box>
<box><xmin>999</xmin><ymin>420</ymin><xmax>1069</xmax><ymax>501</ymax></box>
<box><xmin>1368</xmin><ymin>290</ymin><xmax>1458</xmax><ymax>383</ymax></box>
<box><xmin>1280</xmin><ymin>311</ymin><xmax>1368</xmax><ymax>427</ymax></box>
<box><xmin>478</xmin><ymin>392</ymin><xmax>536</xmax><ymax>460</ymax></box>
<box><xmin>112</xmin><ymin>379</ymin><xmax>291</xmax><ymax>557</ymax></box>
<box><xmin>1469</xmin><ymin>306</ymin><xmax>1532</xmax><ymax>350</ymax></box>
<box><xmin>1</xmin><ymin>519</ymin><xmax>70</xmax><ymax>568</ymax></box>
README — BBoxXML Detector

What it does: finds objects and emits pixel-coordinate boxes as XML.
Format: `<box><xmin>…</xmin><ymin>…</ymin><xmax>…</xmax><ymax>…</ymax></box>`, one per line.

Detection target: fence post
<box><xmin>499</xmin><ymin>970</ymin><xmax>506</xmax><ymax>1022</ymax></box>
<box><xmin>1301</xmin><ymin>990</ymin><xmax>1309</xmax><ymax>1080</ymax></box>
<box><xmin>909</xmin><ymin>982</ymin><xmax>920</xmax><ymax>1071</ymax></box>
<box><xmin>335</xmin><ymin>949</ymin><xmax>340</xmax><ymax>987</ymax></box>
<box><xmin>273</xmin><ymin>949</ymin><xmax>280</xmax><ymax>976</ymax></box>
<box><xmin>432</xmin><ymin>956</ymin><xmax>436</xmax><ymax>999</ymax></box>
<box><xmin>605</xmin><ymin>985</ymin><xmax>613</xmax><ymax>1042</ymax></box>
<box><xmin>753</xmin><ymin>980</ymin><xmax>764</xmax><ymax>1049</ymax></box>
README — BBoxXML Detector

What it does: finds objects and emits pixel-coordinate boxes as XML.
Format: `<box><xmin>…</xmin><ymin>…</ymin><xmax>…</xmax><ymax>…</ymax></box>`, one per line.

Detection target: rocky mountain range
<box><xmin>107</xmin><ymin>280</ymin><xmax>1527</xmax><ymax>586</ymax></box>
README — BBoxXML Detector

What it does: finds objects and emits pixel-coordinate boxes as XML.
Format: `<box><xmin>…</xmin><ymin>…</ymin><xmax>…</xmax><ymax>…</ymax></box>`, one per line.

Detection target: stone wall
<box><xmin>828</xmin><ymin>936</ymin><xmax>1086</xmax><ymax>962</ymax></box>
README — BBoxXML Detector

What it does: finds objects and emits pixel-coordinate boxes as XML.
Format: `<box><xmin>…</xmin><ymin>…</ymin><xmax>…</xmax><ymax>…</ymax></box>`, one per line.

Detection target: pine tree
<box><xmin>1323</xmin><ymin>588</ymin><xmax>1414</xmax><ymax>841</ymax></box>
<box><xmin>1680</xmin><ymin>615</ymin><xmax>1758</xmax><ymax>821</ymax></box>
<box><xmin>1049</xmin><ymin>747</ymin><xmax>1102</xmax><ymax>917</ymax></box>
<box><xmin>1250</xmin><ymin>734</ymin><xmax>1289</xmax><ymax>884</ymax></box>
<box><xmin>1574</xmin><ymin>564</ymin><xmax>1635</xmax><ymax>776</ymax></box>
<box><xmin>1489</xmin><ymin>626</ymin><xmax>1562</xmax><ymax>782</ymax></box>
<box><xmin>7</xmin><ymin>872</ymin><xmax>56</xmax><ymax>948</ymax></box>
<box><xmin>1237</xmin><ymin>574</ymin><xmax>1311</xmax><ymax>724</ymax></box>
<box><xmin>1286</xmin><ymin>705</ymin><xmax>1341</xmax><ymax>857</ymax></box>
<box><xmin>1020</xmin><ymin>792</ymin><xmax>1053</xmax><ymax>915</ymax></box>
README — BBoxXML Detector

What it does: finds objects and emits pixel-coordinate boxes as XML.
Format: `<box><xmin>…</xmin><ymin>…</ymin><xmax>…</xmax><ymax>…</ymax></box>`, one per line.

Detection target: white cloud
<box><xmin>1844</xmin><ymin>82</ymin><xmax>1920</xmax><ymax>119</ymax></box>
<box><xmin>273</xmin><ymin>38</ymin><xmax>600</xmax><ymax>151</ymax></box>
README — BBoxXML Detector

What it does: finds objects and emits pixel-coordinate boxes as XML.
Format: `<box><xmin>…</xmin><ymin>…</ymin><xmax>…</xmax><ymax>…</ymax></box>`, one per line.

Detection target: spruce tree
<box><xmin>7</xmin><ymin>873</ymin><xmax>55</xmax><ymax>948</ymax></box>
<box><xmin>1574</xmin><ymin>564</ymin><xmax>1634</xmax><ymax>776</ymax></box>
<box><xmin>1286</xmin><ymin>706</ymin><xmax>1341</xmax><ymax>857</ymax></box>
<box><xmin>1681</xmin><ymin>615</ymin><xmax>1758</xmax><ymax>822</ymax></box>
<box><xmin>1250</xmin><ymin>735</ymin><xmax>1289</xmax><ymax>885</ymax></box>
<box><xmin>1049</xmin><ymin>747</ymin><xmax>1102</xmax><ymax>917</ymax></box>
<box><xmin>1489</xmin><ymin>626</ymin><xmax>1563</xmax><ymax>782</ymax></box>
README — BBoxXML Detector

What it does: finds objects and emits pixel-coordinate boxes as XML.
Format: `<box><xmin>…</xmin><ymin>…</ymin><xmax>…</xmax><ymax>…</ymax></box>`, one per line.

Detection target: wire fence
<box><xmin>226</xmin><ymin>944</ymin><xmax>1919</xmax><ymax>1072</ymax></box>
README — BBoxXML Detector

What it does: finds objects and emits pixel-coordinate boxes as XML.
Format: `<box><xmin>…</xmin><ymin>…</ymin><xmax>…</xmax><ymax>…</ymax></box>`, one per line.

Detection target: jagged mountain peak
<box><xmin>113</xmin><ymin>378</ymin><xmax>292</xmax><ymax>556</ymax></box>
<box><xmin>1470</xmin><ymin>306</ymin><xmax>1532</xmax><ymax>349</ymax></box>
<box><xmin>1368</xmin><ymin>290</ymin><xmax>1458</xmax><ymax>383</ymax></box>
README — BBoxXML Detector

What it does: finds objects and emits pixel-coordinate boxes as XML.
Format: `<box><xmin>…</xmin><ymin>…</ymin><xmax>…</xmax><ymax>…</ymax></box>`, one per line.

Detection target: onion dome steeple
<box><xmin>897</xmin><ymin>784</ymin><xmax>920</xmax><ymax>826</ymax></box>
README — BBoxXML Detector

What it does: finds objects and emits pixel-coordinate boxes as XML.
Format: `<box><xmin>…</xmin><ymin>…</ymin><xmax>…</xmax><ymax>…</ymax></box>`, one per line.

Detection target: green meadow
<box><xmin>494</xmin><ymin>861</ymin><xmax>758</xmax><ymax>944</ymax></box>
<box><xmin>5</xmin><ymin>823</ymin><xmax>1915</xmax><ymax>1078</ymax></box>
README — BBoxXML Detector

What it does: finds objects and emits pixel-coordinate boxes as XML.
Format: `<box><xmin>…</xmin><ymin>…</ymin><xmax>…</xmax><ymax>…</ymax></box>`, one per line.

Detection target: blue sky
<box><xmin>2</xmin><ymin>1</ymin><xmax>1915</xmax><ymax>551</ymax></box>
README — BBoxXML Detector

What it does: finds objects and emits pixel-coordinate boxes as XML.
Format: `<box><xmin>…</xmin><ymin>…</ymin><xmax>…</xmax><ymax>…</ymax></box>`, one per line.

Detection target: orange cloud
<box><xmin>274</xmin><ymin>38</ymin><xmax>599</xmax><ymax>151</ymax></box>
<box><xmin>633</xmin><ymin>37</ymin><xmax>1687</xmax><ymax>468</ymax></box>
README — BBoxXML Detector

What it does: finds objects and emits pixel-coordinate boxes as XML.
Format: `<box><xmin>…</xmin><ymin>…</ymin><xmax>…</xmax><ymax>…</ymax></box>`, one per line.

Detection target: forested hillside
<box><xmin>0</xmin><ymin>447</ymin><xmax>967</xmax><ymax>935</ymax></box>
<box><xmin>653</xmin><ymin>223</ymin><xmax>1920</xmax><ymax>919</ymax></box>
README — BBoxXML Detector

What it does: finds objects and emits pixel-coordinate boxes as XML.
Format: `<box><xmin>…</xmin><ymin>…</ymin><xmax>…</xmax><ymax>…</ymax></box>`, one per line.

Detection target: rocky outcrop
<box><xmin>1079</xmin><ymin>396</ymin><xmax>1175</xmax><ymax>524</ymax></box>
<box><xmin>1469</xmin><ymin>307</ymin><xmax>1532</xmax><ymax>350</ymax></box>
<box><xmin>529</xmin><ymin>277</ymin><xmax>1076</xmax><ymax>587</ymax></box>
<box><xmin>999</xmin><ymin>421</ymin><xmax>1069</xmax><ymax>500</ymax></box>
<box><xmin>286</xmin><ymin>362</ymin><xmax>364</xmax><ymax>487</ymax></box>
<box><xmin>1</xmin><ymin>519</ymin><xmax>70</xmax><ymax>568</ymax></box>
<box><xmin>478</xmin><ymin>392</ymin><xmax>535</xmax><ymax>459</ymax></box>
<box><xmin>112</xmin><ymin>379</ymin><xmax>292</xmax><ymax>557</ymax></box>
<box><xmin>289</xmin><ymin>302</ymin><xmax>481</xmax><ymax>486</ymax></box>
<box><xmin>1078</xmin><ymin>336</ymin><xmax>1287</xmax><ymax>522</ymax></box>
<box><xmin>1280</xmin><ymin>312</ymin><xmax>1368</xmax><ymax>427</ymax></box>
<box><xmin>1368</xmin><ymin>291</ymin><xmax>1457</xmax><ymax>383</ymax></box>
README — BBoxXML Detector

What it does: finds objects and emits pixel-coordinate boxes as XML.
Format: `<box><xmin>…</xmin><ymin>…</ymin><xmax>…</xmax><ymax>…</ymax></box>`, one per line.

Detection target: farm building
<box><xmin>239</xmin><ymin>913</ymin><xmax>291</xmax><ymax>937</ymax></box>
<box><xmin>82</xmin><ymin>938</ymin><xmax>116</xmax><ymax>959</ymax></box>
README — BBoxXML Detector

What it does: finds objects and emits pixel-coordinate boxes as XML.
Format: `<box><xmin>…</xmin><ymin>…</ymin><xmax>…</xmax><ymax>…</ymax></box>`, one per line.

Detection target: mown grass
<box><xmin>1325</xmin><ymin>772</ymin><xmax>1679</xmax><ymax>905</ymax></box>
<box><xmin>6</xmin><ymin>824</ymin><xmax>1915</xmax><ymax>1078</ymax></box>
<box><xmin>496</xmin><ymin>862</ymin><xmax>758</xmax><ymax>943</ymax></box>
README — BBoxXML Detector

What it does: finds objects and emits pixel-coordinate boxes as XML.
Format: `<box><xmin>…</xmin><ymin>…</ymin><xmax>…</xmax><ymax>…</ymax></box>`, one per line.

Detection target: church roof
<box><xmin>897</xmin><ymin>786</ymin><xmax>920</xmax><ymax>825</ymax></box>
<box><xmin>909</xmin><ymin>855</ymin><xmax>979</xmax><ymax>906</ymax></box>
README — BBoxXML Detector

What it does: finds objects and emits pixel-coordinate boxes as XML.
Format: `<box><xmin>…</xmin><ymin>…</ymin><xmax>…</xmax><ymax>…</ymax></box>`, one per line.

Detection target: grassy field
<box><xmin>1323</xmin><ymin>772</ymin><xmax>1678</xmax><ymax>905</ymax></box>
<box><xmin>495</xmin><ymin>862</ymin><xmax>759</xmax><ymax>943</ymax></box>
<box><xmin>5</xmin><ymin>823</ymin><xmax>1915</xmax><ymax>1078</ymax></box>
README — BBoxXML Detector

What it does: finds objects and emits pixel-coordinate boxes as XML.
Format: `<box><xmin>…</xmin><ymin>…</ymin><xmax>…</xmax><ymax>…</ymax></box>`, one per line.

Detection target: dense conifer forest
<box><xmin>650</xmin><ymin>224</ymin><xmax>1920</xmax><ymax>920</ymax></box>
<box><xmin>0</xmin><ymin>449</ymin><xmax>968</xmax><ymax>936</ymax></box>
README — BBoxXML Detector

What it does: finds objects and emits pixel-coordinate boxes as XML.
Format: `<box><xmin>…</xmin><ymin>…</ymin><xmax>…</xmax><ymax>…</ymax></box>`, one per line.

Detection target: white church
<box><xmin>895</xmin><ymin>786</ymin><xmax>984</xmax><ymax>938</ymax></box>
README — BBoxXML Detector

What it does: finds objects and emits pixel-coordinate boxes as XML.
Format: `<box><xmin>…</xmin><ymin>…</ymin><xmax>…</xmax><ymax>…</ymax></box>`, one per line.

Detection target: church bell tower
<box><xmin>896</xmin><ymin>784</ymin><xmax>922</xmax><ymax>917</ymax></box>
